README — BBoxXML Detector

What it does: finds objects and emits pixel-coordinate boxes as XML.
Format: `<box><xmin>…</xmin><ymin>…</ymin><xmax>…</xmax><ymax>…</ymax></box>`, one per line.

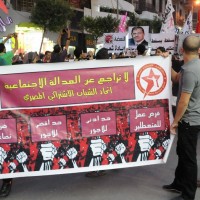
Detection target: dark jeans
<box><xmin>2</xmin><ymin>179</ymin><xmax>12</xmax><ymax>184</ymax></box>
<box><xmin>173</xmin><ymin>121</ymin><xmax>200</xmax><ymax>200</ymax></box>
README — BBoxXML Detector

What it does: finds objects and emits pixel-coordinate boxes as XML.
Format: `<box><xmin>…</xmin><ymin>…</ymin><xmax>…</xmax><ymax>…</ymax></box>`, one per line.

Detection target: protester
<box><xmin>0</xmin><ymin>33</ymin><xmax>18</xmax><ymax>65</ymax></box>
<box><xmin>137</xmin><ymin>44</ymin><xmax>147</xmax><ymax>56</ymax></box>
<box><xmin>0</xmin><ymin>37</ymin><xmax>20</xmax><ymax>196</ymax></box>
<box><xmin>163</xmin><ymin>35</ymin><xmax>200</xmax><ymax>200</ymax></box>
<box><xmin>155</xmin><ymin>46</ymin><xmax>166</xmax><ymax>56</ymax></box>
<box><xmin>23</xmin><ymin>52</ymin><xmax>40</xmax><ymax>64</ymax></box>
<box><xmin>57</xmin><ymin>28</ymin><xmax>70</xmax><ymax>51</ymax></box>
<box><xmin>74</xmin><ymin>46</ymin><xmax>83</xmax><ymax>61</ymax></box>
<box><xmin>50</xmin><ymin>29</ymin><xmax>70</xmax><ymax>63</ymax></box>
<box><xmin>128</xmin><ymin>26</ymin><xmax>148</xmax><ymax>46</ymax></box>
<box><xmin>87</xmin><ymin>50</ymin><xmax>94</xmax><ymax>60</ymax></box>
<box><xmin>12</xmin><ymin>55</ymin><xmax>23</xmax><ymax>65</ymax></box>
<box><xmin>43</xmin><ymin>51</ymin><xmax>51</xmax><ymax>63</ymax></box>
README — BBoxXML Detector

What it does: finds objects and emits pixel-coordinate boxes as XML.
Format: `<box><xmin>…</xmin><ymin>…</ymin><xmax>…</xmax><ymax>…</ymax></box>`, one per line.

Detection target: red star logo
<box><xmin>142</xmin><ymin>68</ymin><xmax>160</xmax><ymax>98</ymax></box>
<box><xmin>0</xmin><ymin>0</ymin><xmax>8</xmax><ymax>14</ymax></box>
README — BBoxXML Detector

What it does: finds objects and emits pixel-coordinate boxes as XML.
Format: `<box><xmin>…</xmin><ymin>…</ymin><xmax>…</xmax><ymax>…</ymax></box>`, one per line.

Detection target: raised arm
<box><xmin>171</xmin><ymin>68</ymin><xmax>181</xmax><ymax>84</ymax></box>
<box><xmin>65</xmin><ymin>29</ymin><xmax>71</xmax><ymax>50</ymax></box>
<box><xmin>12</xmin><ymin>33</ymin><xmax>18</xmax><ymax>54</ymax></box>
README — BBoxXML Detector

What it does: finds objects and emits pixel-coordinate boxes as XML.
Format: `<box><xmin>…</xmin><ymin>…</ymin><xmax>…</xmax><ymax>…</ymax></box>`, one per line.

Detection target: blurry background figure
<box><xmin>57</xmin><ymin>28</ymin><xmax>70</xmax><ymax>51</ymax></box>
<box><xmin>12</xmin><ymin>55</ymin><xmax>23</xmax><ymax>65</ymax></box>
<box><xmin>43</xmin><ymin>51</ymin><xmax>51</xmax><ymax>63</ymax></box>
<box><xmin>116</xmin><ymin>52</ymin><xmax>125</xmax><ymax>59</ymax></box>
<box><xmin>0</xmin><ymin>33</ymin><xmax>18</xmax><ymax>65</ymax></box>
<box><xmin>95</xmin><ymin>48</ymin><xmax>109</xmax><ymax>59</ymax></box>
<box><xmin>74</xmin><ymin>46</ymin><xmax>83</xmax><ymax>61</ymax></box>
<box><xmin>87</xmin><ymin>51</ymin><xmax>94</xmax><ymax>60</ymax></box>
<box><xmin>155</xmin><ymin>47</ymin><xmax>166</xmax><ymax>56</ymax></box>
<box><xmin>23</xmin><ymin>52</ymin><xmax>40</xmax><ymax>64</ymax></box>
<box><xmin>137</xmin><ymin>44</ymin><xmax>147</xmax><ymax>56</ymax></box>
<box><xmin>50</xmin><ymin>45</ymin><xmax>64</xmax><ymax>63</ymax></box>
<box><xmin>51</xmin><ymin>29</ymin><xmax>70</xmax><ymax>63</ymax></box>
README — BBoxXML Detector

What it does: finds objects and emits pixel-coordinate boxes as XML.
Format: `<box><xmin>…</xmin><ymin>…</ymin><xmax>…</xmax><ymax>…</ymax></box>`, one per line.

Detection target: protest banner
<box><xmin>103</xmin><ymin>32</ymin><xmax>127</xmax><ymax>54</ymax></box>
<box><xmin>150</xmin><ymin>33</ymin><xmax>175</xmax><ymax>55</ymax></box>
<box><xmin>0</xmin><ymin>57</ymin><xmax>173</xmax><ymax>179</ymax></box>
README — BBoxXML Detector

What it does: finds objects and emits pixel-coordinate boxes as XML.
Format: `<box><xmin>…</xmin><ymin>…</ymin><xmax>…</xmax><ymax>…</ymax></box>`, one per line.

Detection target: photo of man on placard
<box><xmin>128</xmin><ymin>26</ymin><xmax>149</xmax><ymax>47</ymax></box>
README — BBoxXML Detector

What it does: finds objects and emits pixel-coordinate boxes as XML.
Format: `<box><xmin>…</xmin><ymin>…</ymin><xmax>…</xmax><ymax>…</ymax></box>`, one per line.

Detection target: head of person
<box><xmin>12</xmin><ymin>55</ymin><xmax>23</xmax><ymax>65</ymax></box>
<box><xmin>155</xmin><ymin>47</ymin><xmax>166</xmax><ymax>56</ymax></box>
<box><xmin>87</xmin><ymin>51</ymin><xmax>94</xmax><ymax>60</ymax></box>
<box><xmin>131</xmin><ymin>26</ymin><xmax>145</xmax><ymax>43</ymax></box>
<box><xmin>95</xmin><ymin>48</ymin><xmax>109</xmax><ymax>60</ymax></box>
<box><xmin>23</xmin><ymin>52</ymin><xmax>39</xmax><ymax>64</ymax></box>
<box><xmin>0</xmin><ymin>43</ymin><xmax>6</xmax><ymax>53</ymax></box>
<box><xmin>53</xmin><ymin>44</ymin><xmax>61</xmax><ymax>54</ymax></box>
<box><xmin>62</xmin><ymin>29</ymin><xmax>67</xmax><ymax>34</ymax></box>
<box><xmin>74</xmin><ymin>46</ymin><xmax>83</xmax><ymax>60</ymax></box>
<box><xmin>182</xmin><ymin>36</ymin><xmax>200</xmax><ymax>57</ymax></box>
<box><xmin>137</xmin><ymin>44</ymin><xmax>146</xmax><ymax>55</ymax></box>
<box><xmin>44</xmin><ymin>51</ymin><xmax>51</xmax><ymax>60</ymax></box>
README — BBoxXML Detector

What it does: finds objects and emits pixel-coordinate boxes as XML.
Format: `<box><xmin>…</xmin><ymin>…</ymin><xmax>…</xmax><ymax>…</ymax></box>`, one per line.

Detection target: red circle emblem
<box><xmin>136</xmin><ymin>64</ymin><xmax>167</xmax><ymax>98</ymax></box>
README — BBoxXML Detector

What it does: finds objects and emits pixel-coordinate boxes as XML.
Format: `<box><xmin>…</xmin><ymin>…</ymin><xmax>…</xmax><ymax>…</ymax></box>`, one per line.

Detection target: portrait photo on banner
<box><xmin>128</xmin><ymin>26</ymin><xmax>150</xmax><ymax>50</ymax></box>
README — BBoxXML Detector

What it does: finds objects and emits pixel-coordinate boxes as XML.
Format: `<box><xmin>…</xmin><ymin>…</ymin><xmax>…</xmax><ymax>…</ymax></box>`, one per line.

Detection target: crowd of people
<box><xmin>0</xmin><ymin>28</ymin><xmax>178</xmax><ymax>66</ymax></box>
<box><xmin>0</xmin><ymin>29</ymin><xmax>200</xmax><ymax>200</ymax></box>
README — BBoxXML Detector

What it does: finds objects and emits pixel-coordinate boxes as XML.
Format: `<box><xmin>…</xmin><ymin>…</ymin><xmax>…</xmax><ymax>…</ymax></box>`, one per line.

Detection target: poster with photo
<box><xmin>128</xmin><ymin>26</ymin><xmax>150</xmax><ymax>50</ymax></box>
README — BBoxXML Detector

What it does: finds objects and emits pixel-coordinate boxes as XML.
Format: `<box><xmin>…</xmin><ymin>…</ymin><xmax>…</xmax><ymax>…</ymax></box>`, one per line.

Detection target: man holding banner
<box><xmin>163</xmin><ymin>36</ymin><xmax>200</xmax><ymax>200</ymax></box>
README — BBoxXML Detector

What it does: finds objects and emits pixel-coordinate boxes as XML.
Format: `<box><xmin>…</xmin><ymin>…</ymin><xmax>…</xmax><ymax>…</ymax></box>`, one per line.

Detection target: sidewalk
<box><xmin>4</xmin><ymin>136</ymin><xmax>200</xmax><ymax>200</ymax></box>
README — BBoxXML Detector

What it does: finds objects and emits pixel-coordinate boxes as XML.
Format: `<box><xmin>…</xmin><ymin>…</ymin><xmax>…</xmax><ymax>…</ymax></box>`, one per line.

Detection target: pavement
<box><xmin>3</xmin><ymin>136</ymin><xmax>200</xmax><ymax>200</ymax></box>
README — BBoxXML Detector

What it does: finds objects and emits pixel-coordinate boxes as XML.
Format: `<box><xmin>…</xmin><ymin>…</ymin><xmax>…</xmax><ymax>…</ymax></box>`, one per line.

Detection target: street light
<box><xmin>195</xmin><ymin>0</ymin><xmax>200</xmax><ymax>6</ymax></box>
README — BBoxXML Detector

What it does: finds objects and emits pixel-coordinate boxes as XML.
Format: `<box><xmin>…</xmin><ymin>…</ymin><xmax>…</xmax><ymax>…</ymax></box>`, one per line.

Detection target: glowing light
<box><xmin>195</xmin><ymin>0</ymin><xmax>200</xmax><ymax>5</ymax></box>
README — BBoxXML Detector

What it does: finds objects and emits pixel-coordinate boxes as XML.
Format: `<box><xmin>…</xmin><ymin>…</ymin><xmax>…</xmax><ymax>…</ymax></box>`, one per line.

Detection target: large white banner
<box><xmin>0</xmin><ymin>57</ymin><xmax>173</xmax><ymax>179</ymax></box>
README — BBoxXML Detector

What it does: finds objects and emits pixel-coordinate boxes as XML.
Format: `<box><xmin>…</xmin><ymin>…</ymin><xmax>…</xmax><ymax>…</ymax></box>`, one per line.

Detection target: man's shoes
<box><xmin>163</xmin><ymin>183</ymin><xmax>182</xmax><ymax>193</ymax></box>
<box><xmin>0</xmin><ymin>180</ymin><xmax>12</xmax><ymax>197</ymax></box>
<box><xmin>197</xmin><ymin>180</ymin><xmax>200</xmax><ymax>188</ymax></box>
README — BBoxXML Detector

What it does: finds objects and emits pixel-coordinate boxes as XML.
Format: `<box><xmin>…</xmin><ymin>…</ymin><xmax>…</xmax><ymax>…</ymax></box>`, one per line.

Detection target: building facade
<box><xmin>0</xmin><ymin>0</ymin><xmax>194</xmax><ymax>53</ymax></box>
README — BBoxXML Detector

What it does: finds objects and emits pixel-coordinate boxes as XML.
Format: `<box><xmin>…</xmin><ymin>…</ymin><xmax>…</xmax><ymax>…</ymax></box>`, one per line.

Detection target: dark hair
<box><xmin>53</xmin><ymin>44</ymin><xmax>61</xmax><ymax>53</ymax></box>
<box><xmin>62</xmin><ymin>29</ymin><xmax>67</xmax><ymax>33</ymax></box>
<box><xmin>28</xmin><ymin>52</ymin><xmax>38</xmax><ymax>63</ymax></box>
<box><xmin>45</xmin><ymin>51</ymin><xmax>51</xmax><ymax>55</ymax></box>
<box><xmin>74</xmin><ymin>46</ymin><xmax>82</xmax><ymax>59</ymax></box>
<box><xmin>96</xmin><ymin>48</ymin><xmax>109</xmax><ymax>60</ymax></box>
<box><xmin>156</xmin><ymin>46</ymin><xmax>166</xmax><ymax>53</ymax></box>
<box><xmin>137</xmin><ymin>44</ymin><xmax>146</xmax><ymax>55</ymax></box>
<box><xmin>131</xmin><ymin>26</ymin><xmax>145</xmax><ymax>34</ymax></box>
<box><xmin>0</xmin><ymin>43</ymin><xmax>5</xmax><ymax>53</ymax></box>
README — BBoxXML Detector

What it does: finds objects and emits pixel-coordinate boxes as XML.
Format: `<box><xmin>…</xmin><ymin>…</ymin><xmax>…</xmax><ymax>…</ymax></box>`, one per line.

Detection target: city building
<box><xmin>0</xmin><ymin>0</ymin><xmax>195</xmax><ymax>53</ymax></box>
